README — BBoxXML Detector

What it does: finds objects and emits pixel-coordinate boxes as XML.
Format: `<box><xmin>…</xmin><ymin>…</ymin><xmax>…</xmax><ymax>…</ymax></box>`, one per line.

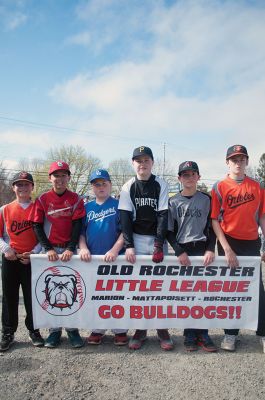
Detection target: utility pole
<box><xmin>163</xmin><ymin>142</ymin><xmax>166</xmax><ymax>178</ymax></box>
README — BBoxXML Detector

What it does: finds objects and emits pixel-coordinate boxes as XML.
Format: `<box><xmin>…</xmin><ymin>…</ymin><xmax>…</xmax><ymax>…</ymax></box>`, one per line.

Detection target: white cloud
<box><xmin>49</xmin><ymin>0</ymin><xmax>265</xmax><ymax>181</ymax></box>
<box><xmin>6</xmin><ymin>12</ymin><xmax>27</xmax><ymax>30</ymax></box>
<box><xmin>65</xmin><ymin>31</ymin><xmax>91</xmax><ymax>46</ymax></box>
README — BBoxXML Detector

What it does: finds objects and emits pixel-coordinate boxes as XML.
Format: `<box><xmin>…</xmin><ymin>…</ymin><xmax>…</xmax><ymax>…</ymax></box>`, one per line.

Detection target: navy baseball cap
<box><xmin>178</xmin><ymin>161</ymin><xmax>199</xmax><ymax>175</ymax></box>
<box><xmin>90</xmin><ymin>169</ymin><xmax>111</xmax><ymax>183</ymax></box>
<box><xmin>12</xmin><ymin>171</ymin><xmax>34</xmax><ymax>185</ymax></box>
<box><xmin>132</xmin><ymin>146</ymin><xmax>154</xmax><ymax>160</ymax></box>
<box><xmin>226</xmin><ymin>145</ymin><xmax>248</xmax><ymax>160</ymax></box>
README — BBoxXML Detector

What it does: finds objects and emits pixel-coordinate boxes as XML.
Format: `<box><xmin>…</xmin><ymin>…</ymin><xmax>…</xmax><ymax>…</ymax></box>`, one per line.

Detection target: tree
<box><xmin>0</xmin><ymin>162</ymin><xmax>15</xmax><ymax>206</ymax></box>
<box><xmin>197</xmin><ymin>182</ymin><xmax>209</xmax><ymax>193</ymax></box>
<box><xmin>18</xmin><ymin>158</ymin><xmax>51</xmax><ymax>198</ymax></box>
<box><xmin>257</xmin><ymin>153</ymin><xmax>265</xmax><ymax>184</ymax></box>
<box><xmin>108</xmin><ymin>158</ymin><xmax>134</xmax><ymax>195</ymax></box>
<box><xmin>46</xmin><ymin>145</ymin><xmax>102</xmax><ymax>196</ymax></box>
<box><xmin>152</xmin><ymin>157</ymin><xmax>178</xmax><ymax>187</ymax></box>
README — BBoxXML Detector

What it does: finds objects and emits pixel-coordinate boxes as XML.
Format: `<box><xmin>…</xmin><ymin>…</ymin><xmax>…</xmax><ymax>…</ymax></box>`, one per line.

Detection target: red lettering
<box><xmin>130</xmin><ymin>306</ymin><xmax>143</xmax><ymax>319</ymax></box>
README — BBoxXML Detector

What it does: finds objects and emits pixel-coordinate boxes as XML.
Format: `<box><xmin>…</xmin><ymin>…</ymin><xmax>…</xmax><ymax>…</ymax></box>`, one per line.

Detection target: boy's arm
<box><xmin>0</xmin><ymin>208</ymin><xmax>17</xmax><ymax>260</ymax></box>
<box><xmin>153</xmin><ymin>209</ymin><xmax>168</xmax><ymax>263</ymax></box>
<box><xmin>60</xmin><ymin>218</ymin><xmax>83</xmax><ymax>262</ymax></box>
<box><xmin>79</xmin><ymin>234</ymin><xmax>91</xmax><ymax>262</ymax></box>
<box><xmin>104</xmin><ymin>233</ymin><xmax>124</xmax><ymax>262</ymax></box>
<box><xmin>212</xmin><ymin>219</ymin><xmax>238</xmax><ymax>267</ymax></box>
<box><xmin>33</xmin><ymin>222</ymin><xmax>59</xmax><ymax>261</ymax></box>
<box><xmin>203</xmin><ymin>207</ymin><xmax>216</xmax><ymax>267</ymax></box>
<box><xmin>260</xmin><ymin>214</ymin><xmax>265</xmax><ymax>262</ymax></box>
<box><xmin>119</xmin><ymin>210</ymin><xmax>136</xmax><ymax>263</ymax></box>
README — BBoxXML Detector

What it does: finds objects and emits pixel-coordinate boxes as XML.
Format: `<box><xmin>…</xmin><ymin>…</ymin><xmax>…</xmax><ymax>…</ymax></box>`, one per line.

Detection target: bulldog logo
<box><xmin>35</xmin><ymin>265</ymin><xmax>86</xmax><ymax>316</ymax></box>
<box><xmin>44</xmin><ymin>274</ymin><xmax>78</xmax><ymax>309</ymax></box>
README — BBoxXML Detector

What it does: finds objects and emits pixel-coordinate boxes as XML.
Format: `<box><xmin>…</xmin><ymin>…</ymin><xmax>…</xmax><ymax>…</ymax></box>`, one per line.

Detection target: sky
<box><xmin>0</xmin><ymin>0</ymin><xmax>265</xmax><ymax>187</ymax></box>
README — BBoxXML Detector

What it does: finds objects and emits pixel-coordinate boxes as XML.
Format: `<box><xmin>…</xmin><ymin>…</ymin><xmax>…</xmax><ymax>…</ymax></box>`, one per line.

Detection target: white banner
<box><xmin>31</xmin><ymin>255</ymin><xmax>260</xmax><ymax>330</ymax></box>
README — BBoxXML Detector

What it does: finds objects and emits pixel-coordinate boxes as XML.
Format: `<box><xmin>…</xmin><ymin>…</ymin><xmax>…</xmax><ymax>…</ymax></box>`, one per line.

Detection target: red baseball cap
<box><xmin>48</xmin><ymin>161</ymin><xmax>70</xmax><ymax>175</ymax></box>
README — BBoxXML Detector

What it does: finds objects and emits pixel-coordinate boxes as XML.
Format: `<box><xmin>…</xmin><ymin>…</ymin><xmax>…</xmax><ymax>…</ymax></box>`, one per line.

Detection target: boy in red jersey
<box><xmin>211</xmin><ymin>145</ymin><xmax>265</xmax><ymax>352</ymax></box>
<box><xmin>31</xmin><ymin>161</ymin><xmax>86</xmax><ymax>348</ymax></box>
<box><xmin>0</xmin><ymin>172</ymin><xmax>44</xmax><ymax>352</ymax></box>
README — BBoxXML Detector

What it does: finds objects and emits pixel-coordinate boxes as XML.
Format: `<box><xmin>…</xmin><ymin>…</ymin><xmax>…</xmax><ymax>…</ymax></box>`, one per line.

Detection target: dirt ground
<box><xmin>1</xmin><ymin>269</ymin><xmax>265</xmax><ymax>400</ymax></box>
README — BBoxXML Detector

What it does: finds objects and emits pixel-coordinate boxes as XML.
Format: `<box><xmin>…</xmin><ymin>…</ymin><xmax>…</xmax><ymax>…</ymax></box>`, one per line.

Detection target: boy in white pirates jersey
<box><xmin>118</xmin><ymin>146</ymin><xmax>173</xmax><ymax>351</ymax></box>
<box><xmin>167</xmin><ymin>161</ymin><xmax>217</xmax><ymax>352</ymax></box>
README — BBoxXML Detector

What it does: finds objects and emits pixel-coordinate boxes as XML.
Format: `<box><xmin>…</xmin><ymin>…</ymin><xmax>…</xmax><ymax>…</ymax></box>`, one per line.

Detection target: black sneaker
<box><xmin>44</xmin><ymin>331</ymin><xmax>62</xmax><ymax>348</ymax></box>
<box><xmin>67</xmin><ymin>330</ymin><xmax>84</xmax><ymax>348</ymax></box>
<box><xmin>0</xmin><ymin>334</ymin><xmax>14</xmax><ymax>352</ymax></box>
<box><xmin>184</xmin><ymin>332</ymin><xmax>198</xmax><ymax>352</ymax></box>
<box><xmin>29</xmin><ymin>330</ymin><xmax>45</xmax><ymax>347</ymax></box>
<box><xmin>197</xmin><ymin>333</ymin><xmax>217</xmax><ymax>352</ymax></box>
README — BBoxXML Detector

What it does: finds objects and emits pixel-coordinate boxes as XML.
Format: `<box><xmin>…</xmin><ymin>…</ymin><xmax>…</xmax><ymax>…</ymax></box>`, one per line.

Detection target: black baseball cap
<box><xmin>226</xmin><ymin>145</ymin><xmax>248</xmax><ymax>160</ymax></box>
<box><xmin>178</xmin><ymin>161</ymin><xmax>199</xmax><ymax>175</ymax></box>
<box><xmin>132</xmin><ymin>146</ymin><xmax>154</xmax><ymax>160</ymax></box>
<box><xmin>12</xmin><ymin>171</ymin><xmax>34</xmax><ymax>185</ymax></box>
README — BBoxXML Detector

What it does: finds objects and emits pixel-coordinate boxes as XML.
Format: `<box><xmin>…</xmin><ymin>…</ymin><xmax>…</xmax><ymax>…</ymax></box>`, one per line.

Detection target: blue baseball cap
<box><xmin>89</xmin><ymin>169</ymin><xmax>111</xmax><ymax>183</ymax></box>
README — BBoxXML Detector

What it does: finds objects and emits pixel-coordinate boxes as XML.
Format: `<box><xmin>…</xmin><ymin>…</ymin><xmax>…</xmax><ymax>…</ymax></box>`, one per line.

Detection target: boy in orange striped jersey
<box><xmin>0</xmin><ymin>172</ymin><xmax>44</xmax><ymax>351</ymax></box>
<box><xmin>211</xmin><ymin>145</ymin><xmax>265</xmax><ymax>352</ymax></box>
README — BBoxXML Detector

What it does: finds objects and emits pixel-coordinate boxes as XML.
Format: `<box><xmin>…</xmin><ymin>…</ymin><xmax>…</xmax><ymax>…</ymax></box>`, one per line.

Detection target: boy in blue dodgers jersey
<box><xmin>79</xmin><ymin>169</ymin><xmax>128</xmax><ymax>345</ymax></box>
<box><xmin>167</xmin><ymin>161</ymin><xmax>217</xmax><ymax>352</ymax></box>
<box><xmin>118</xmin><ymin>146</ymin><xmax>174</xmax><ymax>351</ymax></box>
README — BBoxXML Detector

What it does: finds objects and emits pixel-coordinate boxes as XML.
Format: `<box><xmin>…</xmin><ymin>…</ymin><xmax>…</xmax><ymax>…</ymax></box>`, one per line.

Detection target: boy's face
<box><xmin>226</xmin><ymin>155</ymin><xmax>248</xmax><ymax>176</ymax></box>
<box><xmin>91</xmin><ymin>178</ymin><xmax>111</xmax><ymax>202</ymax></box>
<box><xmin>132</xmin><ymin>155</ymin><xmax>154</xmax><ymax>180</ymax></box>
<box><xmin>13</xmin><ymin>181</ymin><xmax>34</xmax><ymax>202</ymax></box>
<box><xmin>178</xmin><ymin>170</ymin><xmax>200</xmax><ymax>189</ymax></box>
<box><xmin>49</xmin><ymin>170</ymin><xmax>70</xmax><ymax>194</ymax></box>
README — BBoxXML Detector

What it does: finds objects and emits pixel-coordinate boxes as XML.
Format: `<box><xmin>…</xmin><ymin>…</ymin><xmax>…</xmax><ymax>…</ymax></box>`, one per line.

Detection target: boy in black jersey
<box><xmin>167</xmin><ymin>161</ymin><xmax>217</xmax><ymax>352</ymax></box>
<box><xmin>118</xmin><ymin>146</ymin><xmax>173</xmax><ymax>351</ymax></box>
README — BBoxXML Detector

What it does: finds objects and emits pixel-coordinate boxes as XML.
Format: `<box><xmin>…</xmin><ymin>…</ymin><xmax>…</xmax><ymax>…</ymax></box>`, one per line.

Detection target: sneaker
<box><xmin>114</xmin><ymin>332</ymin><xmax>129</xmax><ymax>346</ymax></box>
<box><xmin>29</xmin><ymin>330</ymin><xmax>44</xmax><ymax>347</ymax></box>
<box><xmin>0</xmin><ymin>334</ymin><xmax>14</xmax><ymax>352</ymax></box>
<box><xmin>67</xmin><ymin>330</ymin><xmax>84</xmax><ymax>348</ymax></box>
<box><xmin>128</xmin><ymin>330</ymin><xmax>147</xmax><ymax>350</ymax></box>
<box><xmin>197</xmin><ymin>333</ymin><xmax>217</xmax><ymax>352</ymax></box>
<box><xmin>87</xmin><ymin>332</ymin><xmax>104</xmax><ymax>345</ymax></box>
<box><xmin>184</xmin><ymin>332</ymin><xmax>198</xmax><ymax>352</ymax></box>
<box><xmin>260</xmin><ymin>337</ymin><xmax>265</xmax><ymax>353</ymax></box>
<box><xmin>221</xmin><ymin>334</ymin><xmax>236</xmax><ymax>351</ymax></box>
<box><xmin>44</xmin><ymin>331</ymin><xmax>62</xmax><ymax>348</ymax></box>
<box><xmin>157</xmin><ymin>329</ymin><xmax>174</xmax><ymax>351</ymax></box>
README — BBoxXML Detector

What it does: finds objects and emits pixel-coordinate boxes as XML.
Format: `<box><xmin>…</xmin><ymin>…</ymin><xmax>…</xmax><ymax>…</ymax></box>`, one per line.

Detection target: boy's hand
<box><xmin>178</xmin><ymin>252</ymin><xmax>191</xmax><ymax>266</ymax></box>
<box><xmin>17</xmin><ymin>252</ymin><xmax>31</xmax><ymax>265</ymax></box>
<box><xmin>4</xmin><ymin>248</ymin><xmax>17</xmax><ymax>260</ymax></box>
<box><xmin>152</xmin><ymin>242</ymin><xmax>164</xmax><ymax>263</ymax></box>
<box><xmin>203</xmin><ymin>251</ymin><xmax>215</xmax><ymax>266</ymax></box>
<box><xmin>79</xmin><ymin>248</ymin><xmax>91</xmax><ymax>262</ymax></box>
<box><xmin>47</xmin><ymin>249</ymin><xmax>59</xmax><ymax>262</ymax></box>
<box><xmin>60</xmin><ymin>250</ymin><xmax>74</xmax><ymax>262</ymax></box>
<box><xmin>19</xmin><ymin>258</ymin><xmax>31</xmax><ymax>265</ymax></box>
<box><xmin>104</xmin><ymin>250</ymin><xmax>118</xmax><ymax>262</ymax></box>
<box><xmin>225</xmin><ymin>248</ymin><xmax>239</xmax><ymax>268</ymax></box>
<box><xmin>19</xmin><ymin>252</ymin><xmax>31</xmax><ymax>259</ymax></box>
<box><xmin>261</xmin><ymin>253</ymin><xmax>265</xmax><ymax>263</ymax></box>
<box><xmin>125</xmin><ymin>248</ymin><xmax>136</xmax><ymax>264</ymax></box>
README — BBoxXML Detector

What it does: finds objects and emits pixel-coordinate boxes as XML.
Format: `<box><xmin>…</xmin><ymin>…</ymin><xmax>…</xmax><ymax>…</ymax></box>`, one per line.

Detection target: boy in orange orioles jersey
<box><xmin>211</xmin><ymin>145</ymin><xmax>265</xmax><ymax>352</ymax></box>
<box><xmin>31</xmin><ymin>161</ymin><xmax>86</xmax><ymax>349</ymax></box>
<box><xmin>0</xmin><ymin>172</ymin><xmax>44</xmax><ymax>352</ymax></box>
